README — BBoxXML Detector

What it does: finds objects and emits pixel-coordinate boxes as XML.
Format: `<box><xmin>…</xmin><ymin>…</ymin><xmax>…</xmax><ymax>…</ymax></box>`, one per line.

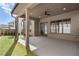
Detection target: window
<box><xmin>55</xmin><ymin>22</ymin><xmax>59</xmax><ymax>33</ymax></box>
<box><xmin>51</xmin><ymin>18</ymin><xmax>71</xmax><ymax>33</ymax></box>
<box><xmin>63</xmin><ymin>20</ymin><xmax>70</xmax><ymax>33</ymax></box>
<box><xmin>59</xmin><ymin>22</ymin><xmax>63</xmax><ymax>33</ymax></box>
<box><xmin>44</xmin><ymin>23</ymin><xmax>48</xmax><ymax>34</ymax></box>
<box><xmin>51</xmin><ymin>22</ymin><xmax>55</xmax><ymax>32</ymax></box>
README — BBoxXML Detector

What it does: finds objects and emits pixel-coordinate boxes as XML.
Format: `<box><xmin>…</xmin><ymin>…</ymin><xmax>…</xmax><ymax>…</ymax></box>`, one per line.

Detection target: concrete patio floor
<box><xmin>29</xmin><ymin>36</ymin><xmax>79</xmax><ymax>56</ymax></box>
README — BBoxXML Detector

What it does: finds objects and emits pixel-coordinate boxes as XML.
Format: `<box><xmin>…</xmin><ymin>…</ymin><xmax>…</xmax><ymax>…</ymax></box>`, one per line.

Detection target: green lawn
<box><xmin>12</xmin><ymin>42</ymin><xmax>37</xmax><ymax>56</ymax></box>
<box><xmin>0</xmin><ymin>36</ymin><xmax>37</xmax><ymax>56</ymax></box>
<box><xmin>0</xmin><ymin>36</ymin><xmax>14</xmax><ymax>55</ymax></box>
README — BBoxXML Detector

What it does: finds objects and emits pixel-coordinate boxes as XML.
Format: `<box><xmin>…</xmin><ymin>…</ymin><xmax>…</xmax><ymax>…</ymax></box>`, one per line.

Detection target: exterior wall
<box><xmin>34</xmin><ymin>19</ymin><xmax>40</xmax><ymax>36</ymax></box>
<box><xmin>29</xmin><ymin>20</ymin><xmax>35</xmax><ymax>36</ymax></box>
<box><xmin>40</xmin><ymin>9</ymin><xmax>79</xmax><ymax>41</ymax></box>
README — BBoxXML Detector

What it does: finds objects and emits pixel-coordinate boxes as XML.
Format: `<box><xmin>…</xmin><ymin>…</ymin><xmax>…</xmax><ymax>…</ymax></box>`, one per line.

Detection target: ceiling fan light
<box><xmin>39</xmin><ymin>16</ymin><xmax>41</xmax><ymax>18</ymax></box>
<box><xmin>63</xmin><ymin>8</ymin><xmax>66</xmax><ymax>11</ymax></box>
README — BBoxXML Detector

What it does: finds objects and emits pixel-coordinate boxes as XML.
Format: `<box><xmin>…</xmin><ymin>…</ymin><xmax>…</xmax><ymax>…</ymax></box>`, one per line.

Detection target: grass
<box><xmin>0</xmin><ymin>36</ymin><xmax>14</xmax><ymax>55</ymax></box>
<box><xmin>12</xmin><ymin>42</ymin><xmax>37</xmax><ymax>56</ymax></box>
<box><xmin>0</xmin><ymin>36</ymin><xmax>37</xmax><ymax>56</ymax></box>
<box><xmin>12</xmin><ymin>42</ymin><xmax>27</xmax><ymax>56</ymax></box>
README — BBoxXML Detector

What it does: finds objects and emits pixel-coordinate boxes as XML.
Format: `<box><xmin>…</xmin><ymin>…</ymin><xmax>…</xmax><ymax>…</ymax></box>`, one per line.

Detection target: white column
<box><xmin>24</xmin><ymin>8</ymin><xmax>30</xmax><ymax>48</ymax></box>
<box><xmin>15</xmin><ymin>16</ymin><xmax>19</xmax><ymax>41</ymax></box>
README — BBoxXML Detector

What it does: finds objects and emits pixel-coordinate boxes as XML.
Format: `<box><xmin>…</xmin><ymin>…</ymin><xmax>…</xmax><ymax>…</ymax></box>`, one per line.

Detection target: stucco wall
<box><xmin>40</xmin><ymin>9</ymin><xmax>79</xmax><ymax>41</ymax></box>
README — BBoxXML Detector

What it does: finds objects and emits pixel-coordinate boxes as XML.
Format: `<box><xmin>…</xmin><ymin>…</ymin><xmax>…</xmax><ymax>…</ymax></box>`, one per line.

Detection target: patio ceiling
<box><xmin>12</xmin><ymin>3</ymin><xmax>39</xmax><ymax>16</ymax></box>
<box><xmin>12</xmin><ymin>3</ymin><xmax>79</xmax><ymax>19</ymax></box>
<box><xmin>30</xmin><ymin>3</ymin><xmax>79</xmax><ymax>19</ymax></box>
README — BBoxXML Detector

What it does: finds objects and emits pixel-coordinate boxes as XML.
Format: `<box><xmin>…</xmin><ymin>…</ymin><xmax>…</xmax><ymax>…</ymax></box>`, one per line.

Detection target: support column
<box><xmin>24</xmin><ymin>8</ymin><xmax>30</xmax><ymax>48</ymax></box>
<box><xmin>15</xmin><ymin>16</ymin><xmax>19</xmax><ymax>42</ymax></box>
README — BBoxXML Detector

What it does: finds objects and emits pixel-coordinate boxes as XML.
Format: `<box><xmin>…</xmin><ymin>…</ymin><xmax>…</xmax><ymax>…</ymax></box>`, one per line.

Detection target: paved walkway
<box><xmin>29</xmin><ymin>36</ymin><xmax>79</xmax><ymax>56</ymax></box>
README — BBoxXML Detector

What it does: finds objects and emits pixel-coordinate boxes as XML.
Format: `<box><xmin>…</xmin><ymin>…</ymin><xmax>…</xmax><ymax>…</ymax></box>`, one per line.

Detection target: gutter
<box><xmin>11</xmin><ymin>3</ymin><xmax>19</xmax><ymax>17</ymax></box>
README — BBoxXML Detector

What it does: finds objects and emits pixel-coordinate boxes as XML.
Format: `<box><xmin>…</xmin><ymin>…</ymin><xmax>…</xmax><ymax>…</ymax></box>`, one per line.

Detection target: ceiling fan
<box><xmin>39</xmin><ymin>10</ymin><xmax>51</xmax><ymax>18</ymax></box>
<box><xmin>39</xmin><ymin>8</ymin><xmax>66</xmax><ymax>18</ymax></box>
<box><xmin>44</xmin><ymin>10</ymin><xmax>51</xmax><ymax>16</ymax></box>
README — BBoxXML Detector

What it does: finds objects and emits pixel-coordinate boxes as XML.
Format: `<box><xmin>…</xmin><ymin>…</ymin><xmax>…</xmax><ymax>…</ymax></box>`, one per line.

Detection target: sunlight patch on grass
<box><xmin>12</xmin><ymin>42</ymin><xmax>26</xmax><ymax>56</ymax></box>
<box><xmin>12</xmin><ymin>42</ymin><xmax>37</xmax><ymax>56</ymax></box>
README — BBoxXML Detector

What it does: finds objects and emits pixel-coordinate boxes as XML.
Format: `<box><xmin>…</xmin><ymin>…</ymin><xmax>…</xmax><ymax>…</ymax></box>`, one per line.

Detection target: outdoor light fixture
<box><xmin>63</xmin><ymin>8</ymin><xmax>66</xmax><ymax>11</ymax></box>
<box><xmin>39</xmin><ymin>16</ymin><xmax>41</xmax><ymax>18</ymax></box>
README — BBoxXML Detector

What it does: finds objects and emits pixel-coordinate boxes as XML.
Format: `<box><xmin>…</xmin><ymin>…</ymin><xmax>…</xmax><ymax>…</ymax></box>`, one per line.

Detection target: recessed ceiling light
<box><xmin>63</xmin><ymin>8</ymin><xmax>66</xmax><ymax>11</ymax></box>
<box><xmin>39</xmin><ymin>16</ymin><xmax>41</xmax><ymax>18</ymax></box>
<box><xmin>30</xmin><ymin>13</ymin><xmax>32</xmax><ymax>15</ymax></box>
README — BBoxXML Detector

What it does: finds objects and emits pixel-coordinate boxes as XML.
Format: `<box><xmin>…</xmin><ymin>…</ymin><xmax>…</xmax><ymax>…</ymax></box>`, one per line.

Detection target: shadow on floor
<box><xmin>4</xmin><ymin>41</ymin><xmax>17</xmax><ymax>56</ymax></box>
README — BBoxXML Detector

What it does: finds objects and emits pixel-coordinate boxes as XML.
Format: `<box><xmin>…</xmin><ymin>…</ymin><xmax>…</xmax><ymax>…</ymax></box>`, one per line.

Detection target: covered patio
<box><xmin>11</xmin><ymin>3</ymin><xmax>79</xmax><ymax>56</ymax></box>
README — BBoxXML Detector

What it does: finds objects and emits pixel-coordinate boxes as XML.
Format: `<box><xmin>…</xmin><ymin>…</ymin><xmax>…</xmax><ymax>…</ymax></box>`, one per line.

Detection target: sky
<box><xmin>0</xmin><ymin>3</ymin><xmax>15</xmax><ymax>25</ymax></box>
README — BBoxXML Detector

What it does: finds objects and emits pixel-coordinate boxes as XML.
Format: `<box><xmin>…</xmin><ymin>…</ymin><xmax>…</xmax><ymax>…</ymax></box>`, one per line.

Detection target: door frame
<box><xmin>40</xmin><ymin>22</ymin><xmax>48</xmax><ymax>36</ymax></box>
